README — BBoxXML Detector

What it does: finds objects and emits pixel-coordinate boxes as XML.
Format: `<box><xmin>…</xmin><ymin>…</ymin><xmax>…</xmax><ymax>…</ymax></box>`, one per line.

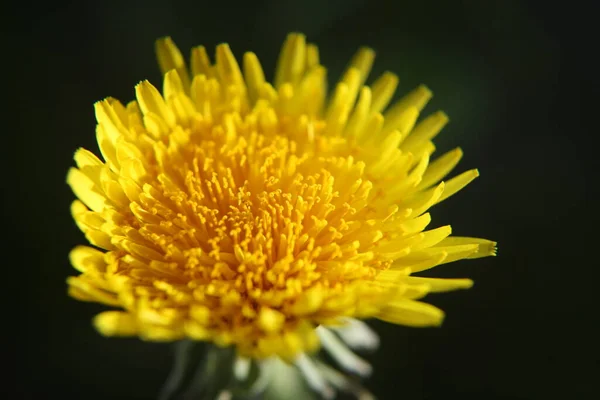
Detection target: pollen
<box><xmin>66</xmin><ymin>33</ymin><xmax>496</xmax><ymax>361</ymax></box>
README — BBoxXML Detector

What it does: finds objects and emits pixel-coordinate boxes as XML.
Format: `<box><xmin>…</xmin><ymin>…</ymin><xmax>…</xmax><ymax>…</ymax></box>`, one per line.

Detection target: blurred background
<box><xmin>4</xmin><ymin>0</ymin><xmax>596</xmax><ymax>399</ymax></box>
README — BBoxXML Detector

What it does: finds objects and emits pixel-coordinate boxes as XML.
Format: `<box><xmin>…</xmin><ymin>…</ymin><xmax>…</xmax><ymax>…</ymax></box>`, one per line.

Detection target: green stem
<box><xmin>158</xmin><ymin>340</ymin><xmax>207</xmax><ymax>400</ymax></box>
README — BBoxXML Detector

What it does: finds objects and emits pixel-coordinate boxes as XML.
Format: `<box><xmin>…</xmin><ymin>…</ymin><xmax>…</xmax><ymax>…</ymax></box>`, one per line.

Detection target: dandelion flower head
<box><xmin>67</xmin><ymin>33</ymin><xmax>496</xmax><ymax>366</ymax></box>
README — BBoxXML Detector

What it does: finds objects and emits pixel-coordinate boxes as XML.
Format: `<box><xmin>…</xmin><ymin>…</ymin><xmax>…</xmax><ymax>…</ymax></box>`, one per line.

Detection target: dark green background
<box><xmin>4</xmin><ymin>0</ymin><xmax>596</xmax><ymax>399</ymax></box>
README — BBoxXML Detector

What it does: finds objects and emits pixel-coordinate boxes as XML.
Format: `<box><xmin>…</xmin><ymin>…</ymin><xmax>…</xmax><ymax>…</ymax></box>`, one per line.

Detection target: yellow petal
<box><xmin>215</xmin><ymin>43</ymin><xmax>245</xmax><ymax>87</ymax></box>
<box><xmin>135</xmin><ymin>80</ymin><xmax>176</xmax><ymax>128</ymax></box>
<box><xmin>243</xmin><ymin>52</ymin><xmax>266</xmax><ymax>106</ymax></box>
<box><xmin>184</xmin><ymin>321</ymin><xmax>211</xmax><ymax>340</ymax></box>
<box><xmin>100</xmin><ymin>167</ymin><xmax>129</xmax><ymax>208</ymax></box>
<box><xmin>405</xmin><ymin>182</ymin><xmax>445</xmax><ymax>218</ymax></box>
<box><xmin>190</xmin><ymin>305</ymin><xmax>211</xmax><ymax>325</ymax></box>
<box><xmin>69</xmin><ymin>245</ymin><xmax>106</xmax><ymax>273</ymax></box>
<box><xmin>190</xmin><ymin>45</ymin><xmax>215</xmax><ymax>78</ymax></box>
<box><xmin>393</xmin><ymin>244</ymin><xmax>479</xmax><ymax>272</ymax></box>
<box><xmin>417</xmin><ymin>147</ymin><xmax>463</xmax><ymax>189</ymax></box>
<box><xmin>140</xmin><ymin>326</ymin><xmax>185</xmax><ymax>341</ymax></box>
<box><xmin>370</xmin><ymin>71</ymin><xmax>398</xmax><ymax>113</ymax></box>
<box><xmin>345</xmin><ymin>87</ymin><xmax>371</xmax><ymax>138</ymax></box>
<box><xmin>74</xmin><ymin>148</ymin><xmax>103</xmax><ymax>169</ymax></box>
<box><xmin>324</xmin><ymin>83</ymin><xmax>351</xmax><ymax>135</ymax></box>
<box><xmin>290</xmin><ymin>286</ymin><xmax>324</xmax><ymax>315</ymax></box>
<box><xmin>67</xmin><ymin>277</ymin><xmax>120</xmax><ymax>306</ymax></box>
<box><xmin>94</xmin><ymin>98</ymin><xmax>130</xmax><ymax>143</ymax></box>
<box><xmin>73</xmin><ymin>148</ymin><xmax>104</xmax><ymax>189</ymax></box>
<box><xmin>155</xmin><ymin>36</ymin><xmax>191</xmax><ymax>90</ymax></box>
<box><xmin>306</xmin><ymin>43</ymin><xmax>320</xmax><ymax>69</ymax></box>
<box><xmin>377</xmin><ymin>299</ymin><xmax>444</xmax><ymax>327</ymax></box>
<box><xmin>397</xmin><ymin>213</ymin><xmax>432</xmax><ymax>235</ymax></box>
<box><xmin>401</xmin><ymin>111</ymin><xmax>449</xmax><ymax>153</ymax></box>
<box><xmin>404</xmin><ymin>276</ymin><xmax>474</xmax><ymax>292</ymax></box>
<box><xmin>434</xmin><ymin>244</ymin><xmax>480</xmax><ymax>265</ymax></box>
<box><xmin>346</xmin><ymin>47</ymin><xmax>374</xmax><ymax>86</ymax></box>
<box><xmin>274</xmin><ymin>32</ymin><xmax>306</xmax><ymax>88</ymax></box>
<box><xmin>95</xmin><ymin>124</ymin><xmax>120</xmax><ymax>171</ymax></box>
<box><xmin>66</xmin><ymin>168</ymin><xmax>106</xmax><ymax>212</ymax></box>
<box><xmin>258</xmin><ymin>307</ymin><xmax>286</xmax><ymax>333</ymax></box>
<box><xmin>94</xmin><ymin>311</ymin><xmax>138</xmax><ymax>336</ymax></box>
<box><xmin>338</xmin><ymin>67</ymin><xmax>362</xmax><ymax>115</ymax></box>
<box><xmin>84</xmin><ymin>229</ymin><xmax>115</xmax><ymax>250</ymax></box>
<box><xmin>392</xmin><ymin>84</ymin><xmax>432</xmax><ymax>114</ymax></box>
<box><xmin>402</xmin><ymin>283</ymin><xmax>431</xmax><ymax>300</ymax></box>
<box><xmin>119</xmin><ymin>158</ymin><xmax>147</xmax><ymax>184</ymax></box>
<box><xmin>437</xmin><ymin>237</ymin><xmax>497</xmax><ymax>258</ymax></box>
<box><xmin>412</xmin><ymin>225</ymin><xmax>452</xmax><ymax>251</ymax></box>
<box><xmin>119</xmin><ymin>177</ymin><xmax>142</xmax><ymax>203</ymax></box>
<box><xmin>163</xmin><ymin>68</ymin><xmax>186</xmax><ymax>100</ymax></box>
<box><xmin>115</xmin><ymin>138</ymin><xmax>143</xmax><ymax>165</ymax></box>
<box><xmin>382</xmin><ymin>105</ymin><xmax>419</xmax><ymax>137</ymax></box>
<box><xmin>392</xmin><ymin>251</ymin><xmax>447</xmax><ymax>273</ymax></box>
<box><xmin>437</xmin><ymin>169</ymin><xmax>479</xmax><ymax>203</ymax></box>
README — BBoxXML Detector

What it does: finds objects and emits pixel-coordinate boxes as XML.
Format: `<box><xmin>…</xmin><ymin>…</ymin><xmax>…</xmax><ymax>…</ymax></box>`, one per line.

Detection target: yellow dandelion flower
<box><xmin>67</xmin><ymin>33</ymin><xmax>495</xmax><ymax>398</ymax></box>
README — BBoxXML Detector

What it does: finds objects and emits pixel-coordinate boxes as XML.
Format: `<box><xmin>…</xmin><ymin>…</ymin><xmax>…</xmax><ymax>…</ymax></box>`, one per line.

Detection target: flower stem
<box><xmin>158</xmin><ymin>340</ymin><xmax>207</xmax><ymax>400</ymax></box>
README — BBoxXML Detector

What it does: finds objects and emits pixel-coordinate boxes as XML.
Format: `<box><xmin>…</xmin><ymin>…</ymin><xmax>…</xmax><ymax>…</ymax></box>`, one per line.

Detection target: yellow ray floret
<box><xmin>66</xmin><ymin>33</ymin><xmax>496</xmax><ymax>361</ymax></box>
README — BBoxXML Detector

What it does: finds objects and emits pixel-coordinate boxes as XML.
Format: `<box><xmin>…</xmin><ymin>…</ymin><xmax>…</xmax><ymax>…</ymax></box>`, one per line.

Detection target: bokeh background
<box><xmin>4</xmin><ymin>0</ymin><xmax>596</xmax><ymax>399</ymax></box>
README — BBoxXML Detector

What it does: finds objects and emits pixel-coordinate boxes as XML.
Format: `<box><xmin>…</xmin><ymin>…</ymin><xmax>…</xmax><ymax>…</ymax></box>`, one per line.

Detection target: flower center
<box><xmin>107</xmin><ymin>108</ymin><xmax>395</xmax><ymax>357</ymax></box>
